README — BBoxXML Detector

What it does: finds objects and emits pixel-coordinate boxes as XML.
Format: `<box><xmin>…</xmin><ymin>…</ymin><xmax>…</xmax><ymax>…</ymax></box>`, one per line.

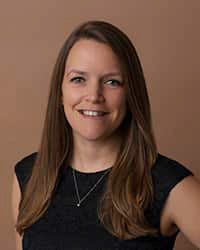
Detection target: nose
<box><xmin>85</xmin><ymin>81</ymin><xmax>105</xmax><ymax>103</ymax></box>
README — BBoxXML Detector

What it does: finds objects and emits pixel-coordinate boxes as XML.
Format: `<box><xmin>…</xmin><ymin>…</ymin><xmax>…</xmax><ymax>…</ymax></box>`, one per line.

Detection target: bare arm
<box><xmin>11</xmin><ymin>174</ymin><xmax>23</xmax><ymax>250</ymax></box>
<box><xmin>167</xmin><ymin>175</ymin><xmax>200</xmax><ymax>248</ymax></box>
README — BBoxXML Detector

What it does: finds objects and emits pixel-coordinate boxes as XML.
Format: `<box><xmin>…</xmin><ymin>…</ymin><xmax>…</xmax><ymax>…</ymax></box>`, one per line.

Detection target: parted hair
<box><xmin>15</xmin><ymin>20</ymin><xmax>159</xmax><ymax>239</ymax></box>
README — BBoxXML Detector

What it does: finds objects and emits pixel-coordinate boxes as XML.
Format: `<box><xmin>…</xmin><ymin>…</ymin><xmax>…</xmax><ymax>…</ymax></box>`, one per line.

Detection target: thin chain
<box><xmin>72</xmin><ymin>167</ymin><xmax>111</xmax><ymax>207</ymax></box>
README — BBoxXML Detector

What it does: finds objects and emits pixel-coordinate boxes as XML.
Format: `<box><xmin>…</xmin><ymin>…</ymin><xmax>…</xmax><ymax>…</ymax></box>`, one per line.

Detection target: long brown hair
<box><xmin>15</xmin><ymin>20</ymin><xmax>159</xmax><ymax>239</ymax></box>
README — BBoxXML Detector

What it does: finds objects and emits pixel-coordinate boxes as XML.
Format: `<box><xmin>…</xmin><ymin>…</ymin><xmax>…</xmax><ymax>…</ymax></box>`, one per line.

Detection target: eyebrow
<box><xmin>66</xmin><ymin>69</ymin><xmax>122</xmax><ymax>77</ymax></box>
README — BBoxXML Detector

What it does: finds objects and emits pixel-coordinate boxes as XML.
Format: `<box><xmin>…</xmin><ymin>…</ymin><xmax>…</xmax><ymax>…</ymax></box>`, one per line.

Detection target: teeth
<box><xmin>82</xmin><ymin>110</ymin><xmax>104</xmax><ymax>116</ymax></box>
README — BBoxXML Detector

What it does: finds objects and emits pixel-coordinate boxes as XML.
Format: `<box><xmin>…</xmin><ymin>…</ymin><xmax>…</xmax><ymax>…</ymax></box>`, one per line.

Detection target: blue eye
<box><xmin>70</xmin><ymin>77</ymin><xmax>121</xmax><ymax>86</ymax></box>
<box><xmin>70</xmin><ymin>77</ymin><xmax>84</xmax><ymax>83</ymax></box>
<box><xmin>106</xmin><ymin>79</ymin><xmax>121</xmax><ymax>86</ymax></box>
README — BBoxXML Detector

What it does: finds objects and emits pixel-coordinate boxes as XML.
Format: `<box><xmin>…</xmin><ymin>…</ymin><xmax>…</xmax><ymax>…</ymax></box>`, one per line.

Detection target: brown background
<box><xmin>1</xmin><ymin>0</ymin><xmax>199</xmax><ymax>249</ymax></box>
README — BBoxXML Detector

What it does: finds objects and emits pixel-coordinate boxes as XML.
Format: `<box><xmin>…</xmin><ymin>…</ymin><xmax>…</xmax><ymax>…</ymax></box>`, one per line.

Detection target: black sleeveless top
<box><xmin>14</xmin><ymin>152</ymin><xmax>194</xmax><ymax>250</ymax></box>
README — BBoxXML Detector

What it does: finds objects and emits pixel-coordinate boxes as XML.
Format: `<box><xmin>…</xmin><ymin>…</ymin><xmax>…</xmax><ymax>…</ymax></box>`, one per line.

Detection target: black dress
<box><xmin>14</xmin><ymin>152</ymin><xmax>194</xmax><ymax>250</ymax></box>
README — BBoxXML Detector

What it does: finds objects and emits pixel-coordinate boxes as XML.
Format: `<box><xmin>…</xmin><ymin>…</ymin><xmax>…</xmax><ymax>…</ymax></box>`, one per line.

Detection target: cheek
<box><xmin>112</xmin><ymin>93</ymin><xmax>126</xmax><ymax>111</ymax></box>
<box><xmin>62</xmin><ymin>89</ymin><xmax>79</xmax><ymax>107</ymax></box>
<box><xmin>117</xmin><ymin>97</ymin><xmax>127</xmax><ymax>119</ymax></box>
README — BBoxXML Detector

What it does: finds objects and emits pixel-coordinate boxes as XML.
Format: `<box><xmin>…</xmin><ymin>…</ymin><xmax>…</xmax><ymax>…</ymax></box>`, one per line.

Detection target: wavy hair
<box><xmin>15</xmin><ymin>20</ymin><xmax>159</xmax><ymax>239</ymax></box>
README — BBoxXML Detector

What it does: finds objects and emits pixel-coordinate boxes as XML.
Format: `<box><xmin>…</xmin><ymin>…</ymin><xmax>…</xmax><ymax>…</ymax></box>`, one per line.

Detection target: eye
<box><xmin>105</xmin><ymin>79</ymin><xmax>121</xmax><ymax>86</ymax></box>
<box><xmin>70</xmin><ymin>77</ymin><xmax>85</xmax><ymax>83</ymax></box>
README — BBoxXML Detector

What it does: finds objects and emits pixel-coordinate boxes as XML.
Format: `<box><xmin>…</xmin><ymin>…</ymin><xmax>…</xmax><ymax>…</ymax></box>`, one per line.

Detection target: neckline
<box><xmin>68</xmin><ymin>165</ymin><xmax>113</xmax><ymax>175</ymax></box>
<box><xmin>63</xmin><ymin>153</ymin><xmax>161</xmax><ymax>176</ymax></box>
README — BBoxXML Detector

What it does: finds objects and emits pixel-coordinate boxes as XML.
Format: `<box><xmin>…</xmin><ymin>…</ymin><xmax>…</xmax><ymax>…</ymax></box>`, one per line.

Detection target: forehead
<box><xmin>65</xmin><ymin>39</ymin><xmax>122</xmax><ymax>72</ymax></box>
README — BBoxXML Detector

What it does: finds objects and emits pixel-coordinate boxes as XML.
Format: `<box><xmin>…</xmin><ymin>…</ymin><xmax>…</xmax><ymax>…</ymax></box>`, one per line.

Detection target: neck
<box><xmin>70</xmin><ymin>132</ymin><xmax>122</xmax><ymax>173</ymax></box>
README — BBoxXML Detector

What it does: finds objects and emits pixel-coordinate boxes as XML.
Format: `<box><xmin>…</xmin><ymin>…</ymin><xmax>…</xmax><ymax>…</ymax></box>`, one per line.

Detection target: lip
<box><xmin>78</xmin><ymin>109</ymin><xmax>109</xmax><ymax>113</ymax></box>
<box><xmin>77</xmin><ymin>110</ymin><xmax>109</xmax><ymax>119</ymax></box>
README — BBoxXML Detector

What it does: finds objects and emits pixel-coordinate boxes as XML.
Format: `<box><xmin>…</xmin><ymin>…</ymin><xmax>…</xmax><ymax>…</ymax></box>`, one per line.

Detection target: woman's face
<box><xmin>61</xmin><ymin>39</ymin><xmax>127</xmax><ymax>143</ymax></box>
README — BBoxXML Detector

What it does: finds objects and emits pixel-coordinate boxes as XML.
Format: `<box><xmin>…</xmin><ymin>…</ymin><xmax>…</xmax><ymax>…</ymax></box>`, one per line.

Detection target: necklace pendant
<box><xmin>72</xmin><ymin>167</ymin><xmax>110</xmax><ymax>208</ymax></box>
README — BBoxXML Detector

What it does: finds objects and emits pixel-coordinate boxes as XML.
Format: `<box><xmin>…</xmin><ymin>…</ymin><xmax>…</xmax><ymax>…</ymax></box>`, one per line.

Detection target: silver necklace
<box><xmin>72</xmin><ymin>167</ymin><xmax>111</xmax><ymax>207</ymax></box>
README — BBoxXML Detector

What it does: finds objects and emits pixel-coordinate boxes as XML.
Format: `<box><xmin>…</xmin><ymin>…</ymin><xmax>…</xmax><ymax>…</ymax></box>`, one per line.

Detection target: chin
<box><xmin>73</xmin><ymin>130</ymin><xmax>111</xmax><ymax>141</ymax></box>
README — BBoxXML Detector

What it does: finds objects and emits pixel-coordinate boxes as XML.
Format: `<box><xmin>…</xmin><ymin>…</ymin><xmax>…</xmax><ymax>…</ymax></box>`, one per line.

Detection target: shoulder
<box><xmin>150</xmin><ymin>153</ymin><xmax>194</xmax><ymax>208</ymax></box>
<box><xmin>152</xmin><ymin>153</ymin><xmax>194</xmax><ymax>183</ymax></box>
<box><xmin>14</xmin><ymin>152</ymin><xmax>38</xmax><ymax>193</ymax></box>
<box><xmin>148</xmin><ymin>153</ymin><xmax>196</xmax><ymax>234</ymax></box>
<box><xmin>14</xmin><ymin>152</ymin><xmax>38</xmax><ymax>173</ymax></box>
<box><xmin>162</xmin><ymin>163</ymin><xmax>200</xmax><ymax>247</ymax></box>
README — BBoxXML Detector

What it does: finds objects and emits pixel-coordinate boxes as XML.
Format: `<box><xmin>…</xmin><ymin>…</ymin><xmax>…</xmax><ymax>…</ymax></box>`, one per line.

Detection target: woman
<box><xmin>12</xmin><ymin>20</ymin><xmax>200</xmax><ymax>249</ymax></box>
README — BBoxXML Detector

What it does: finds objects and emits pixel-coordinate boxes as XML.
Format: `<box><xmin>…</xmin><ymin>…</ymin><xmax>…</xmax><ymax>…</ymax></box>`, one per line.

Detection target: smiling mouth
<box><xmin>77</xmin><ymin>110</ymin><xmax>108</xmax><ymax>118</ymax></box>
